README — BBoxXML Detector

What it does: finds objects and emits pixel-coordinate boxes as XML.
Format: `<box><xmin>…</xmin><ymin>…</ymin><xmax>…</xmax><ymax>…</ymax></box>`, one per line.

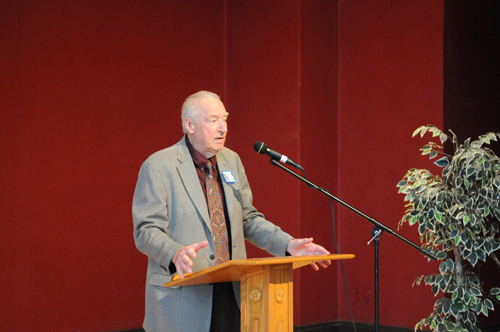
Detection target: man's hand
<box><xmin>286</xmin><ymin>238</ymin><xmax>331</xmax><ymax>270</ymax></box>
<box><xmin>172</xmin><ymin>241</ymin><xmax>209</xmax><ymax>279</ymax></box>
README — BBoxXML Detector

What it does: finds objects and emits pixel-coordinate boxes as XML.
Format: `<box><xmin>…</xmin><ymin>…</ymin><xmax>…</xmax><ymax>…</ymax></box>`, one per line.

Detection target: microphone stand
<box><xmin>269</xmin><ymin>159</ymin><xmax>437</xmax><ymax>332</ymax></box>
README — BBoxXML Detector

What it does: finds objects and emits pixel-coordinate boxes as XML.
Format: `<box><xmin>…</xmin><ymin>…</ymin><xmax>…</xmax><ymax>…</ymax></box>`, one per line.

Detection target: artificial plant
<box><xmin>397</xmin><ymin>125</ymin><xmax>500</xmax><ymax>332</ymax></box>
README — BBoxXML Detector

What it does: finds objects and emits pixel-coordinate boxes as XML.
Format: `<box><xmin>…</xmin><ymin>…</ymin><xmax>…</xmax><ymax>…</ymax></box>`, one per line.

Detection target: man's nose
<box><xmin>218</xmin><ymin>120</ymin><xmax>227</xmax><ymax>132</ymax></box>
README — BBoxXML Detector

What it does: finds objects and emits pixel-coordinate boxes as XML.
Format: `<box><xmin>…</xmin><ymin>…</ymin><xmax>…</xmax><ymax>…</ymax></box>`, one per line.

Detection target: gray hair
<box><xmin>181</xmin><ymin>91</ymin><xmax>221</xmax><ymax>133</ymax></box>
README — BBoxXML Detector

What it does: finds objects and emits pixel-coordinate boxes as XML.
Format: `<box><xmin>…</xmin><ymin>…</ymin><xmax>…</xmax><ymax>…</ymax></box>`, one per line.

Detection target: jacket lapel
<box><xmin>176</xmin><ymin>139</ymin><xmax>212</xmax><ymax>230</ymax></box>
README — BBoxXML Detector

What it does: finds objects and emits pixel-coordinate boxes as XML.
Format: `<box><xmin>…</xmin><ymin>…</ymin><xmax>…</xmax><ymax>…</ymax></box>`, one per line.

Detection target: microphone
<box><xmin>253</xmin><ymin>141</ymin><xmax>303</xmax><ymax>170</ymax></box>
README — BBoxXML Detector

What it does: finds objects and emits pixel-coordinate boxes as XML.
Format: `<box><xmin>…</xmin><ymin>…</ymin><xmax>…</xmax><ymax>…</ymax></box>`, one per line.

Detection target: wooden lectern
<box><xmin>164</xmin><ymin>254</ymin><xmax>354</xmax><ymax>332</ymax></box>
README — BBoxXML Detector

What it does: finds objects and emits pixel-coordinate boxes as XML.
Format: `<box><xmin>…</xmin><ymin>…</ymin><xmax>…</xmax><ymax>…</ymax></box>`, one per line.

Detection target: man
<box><xmin>132</xmin><ymin>91</ymin><xmax>330</xmax><ymax>332</ymax></box>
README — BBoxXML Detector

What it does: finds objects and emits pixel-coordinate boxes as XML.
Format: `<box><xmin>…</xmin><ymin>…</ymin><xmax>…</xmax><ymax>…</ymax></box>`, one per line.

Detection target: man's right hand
<box><xmin>171</xmin><ymin>241</ymin><xmax>209</xmax><ymax>279</ymax></box>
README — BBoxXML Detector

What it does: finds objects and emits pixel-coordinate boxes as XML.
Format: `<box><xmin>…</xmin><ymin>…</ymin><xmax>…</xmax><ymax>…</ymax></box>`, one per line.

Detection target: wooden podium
<box><xmin>164</xmin><ymin>254</ymin><xmax>354</xmax><ymax>332</ymax></box>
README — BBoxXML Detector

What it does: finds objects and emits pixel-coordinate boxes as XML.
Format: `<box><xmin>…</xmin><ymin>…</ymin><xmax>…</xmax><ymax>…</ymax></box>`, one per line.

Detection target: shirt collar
<box><xmin>185</xmin><ymin>135</ymin><xmax>217</xmax><ymax>171</ymax></box>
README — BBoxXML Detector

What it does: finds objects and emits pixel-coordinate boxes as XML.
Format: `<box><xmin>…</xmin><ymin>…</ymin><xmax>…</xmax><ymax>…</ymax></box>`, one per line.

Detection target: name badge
<box><xmin>221</xmin><ymin>170</ymin><xmax>236</xmax><ymax>184</ymax></box>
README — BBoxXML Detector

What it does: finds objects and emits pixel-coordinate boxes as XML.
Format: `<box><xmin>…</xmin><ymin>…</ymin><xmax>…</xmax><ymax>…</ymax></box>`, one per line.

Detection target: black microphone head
<box><xmin>253</xmin><ymin>141</ymin><xmax>268</xmax><ymax>154</ymax></box>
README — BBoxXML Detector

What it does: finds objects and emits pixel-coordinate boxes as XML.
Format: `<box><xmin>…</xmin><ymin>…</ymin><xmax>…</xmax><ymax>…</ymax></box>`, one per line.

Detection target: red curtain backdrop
<box><xmin>0</xmin><ymin>1</ymin><xmax>444</xmax><ymax>330</ymax></box>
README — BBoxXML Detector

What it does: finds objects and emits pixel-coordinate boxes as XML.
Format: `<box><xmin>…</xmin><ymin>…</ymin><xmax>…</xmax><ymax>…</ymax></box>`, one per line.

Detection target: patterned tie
<box><xmin>206</xmin><ymin>160</ymin><xmax>229</xmax><ymax>265</ymax></box>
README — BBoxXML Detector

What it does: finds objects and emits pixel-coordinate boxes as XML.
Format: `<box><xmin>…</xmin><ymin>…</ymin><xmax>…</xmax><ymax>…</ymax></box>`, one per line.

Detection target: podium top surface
<box><xmin>164</xmin><ymin>253</ymin><xmax>354</xmax><ymax>288</ymax></box>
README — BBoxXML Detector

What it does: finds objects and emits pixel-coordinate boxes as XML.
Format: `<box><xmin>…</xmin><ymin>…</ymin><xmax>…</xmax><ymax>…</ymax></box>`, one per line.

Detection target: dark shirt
<box><xmin>185</xmin><ymin>136</ymin><xmax>226</xmax><ymax>207</ymax></box>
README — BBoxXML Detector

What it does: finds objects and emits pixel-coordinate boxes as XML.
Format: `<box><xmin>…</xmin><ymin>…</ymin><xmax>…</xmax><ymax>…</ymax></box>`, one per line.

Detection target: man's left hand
<box><xmin>286</xmin><ymin>238</ymin><xmax>331</xmax><ymax>270</ymax></box>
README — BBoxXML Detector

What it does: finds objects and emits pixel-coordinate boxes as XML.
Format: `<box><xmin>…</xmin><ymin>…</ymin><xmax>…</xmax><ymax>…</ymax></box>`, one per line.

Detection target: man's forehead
<box><xmin>198</xmin><ymin>99</ymin><xmax>228</xmax><ymax>116</ymax></box>
<box><xmin>206</xmin><ymin>111</ymin><xmax>229</xmax><ymax>117</ymax></box>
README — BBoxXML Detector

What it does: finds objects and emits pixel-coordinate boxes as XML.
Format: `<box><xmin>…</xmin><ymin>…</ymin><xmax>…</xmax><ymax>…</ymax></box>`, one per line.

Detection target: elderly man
<box><xmin>132</xmin><ymin>91</ymin><xmax>330</xmax><ymax>332</ymax></box>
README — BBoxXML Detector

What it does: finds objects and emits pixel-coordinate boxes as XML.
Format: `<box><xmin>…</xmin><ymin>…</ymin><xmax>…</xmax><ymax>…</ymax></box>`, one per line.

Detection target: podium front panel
<box><xmin>241</xmin><ymin>263</ymin><xmax>293</xmax><ymax>332</ymax></box>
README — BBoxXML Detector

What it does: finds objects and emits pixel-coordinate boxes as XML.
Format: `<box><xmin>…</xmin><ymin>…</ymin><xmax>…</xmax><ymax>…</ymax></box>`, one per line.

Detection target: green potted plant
<box><xmin>397</xmin><ymin>125</ymin><xmax>500</xmax><ymax>332</ymax></box>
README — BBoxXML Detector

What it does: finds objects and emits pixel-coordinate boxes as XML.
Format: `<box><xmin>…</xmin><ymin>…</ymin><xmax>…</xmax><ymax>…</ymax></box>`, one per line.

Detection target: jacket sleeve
<box><xmin>132</xmin><ymin>158</ymin><xmax>183</xmax><ymax>272</ymax></box>
<box><xmin>235</xmin><ymin>155</ymin><xmax>294</xmax><ymax>257</ymax></box>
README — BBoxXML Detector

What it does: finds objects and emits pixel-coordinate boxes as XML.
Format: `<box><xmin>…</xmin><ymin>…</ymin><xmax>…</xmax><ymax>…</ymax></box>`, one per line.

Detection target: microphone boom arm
<box><xmin>269</xmin><ymin>159</ymin><xmax>437</xmax><ymax>261</ymax></box>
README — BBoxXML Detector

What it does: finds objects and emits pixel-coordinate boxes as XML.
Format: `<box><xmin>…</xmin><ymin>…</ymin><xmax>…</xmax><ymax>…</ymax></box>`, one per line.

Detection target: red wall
<box><xmin>1</xmin><ymin>1</ymin><xmax>227</xmax><ymax>331</ymax></box>
<box><xmin>0</xmin><ymin>1</ymin><xmax>444</xmax><ymax>330</ymax></box>
<box><xmin>337</xmin><ymin>0</ymin><xmax>444</xmax><ymax>327</ymax></box>
<box><xmin>297</xmin><ymin>1</ymin><xmax>340</xmax><ymax>325</ymax></box>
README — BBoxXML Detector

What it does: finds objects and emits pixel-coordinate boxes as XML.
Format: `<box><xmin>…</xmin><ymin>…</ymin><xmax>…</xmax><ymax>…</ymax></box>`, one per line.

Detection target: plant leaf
<box><xmin>451</xmin><ymin>304</ymin><xmax>459</xmax><ymax>318</ymax></box>
<box><xmin>435</xmin><ymin>157</ymin><xmax>450</xmax><ymax>167</ymax></box>
<box><xmin>413</xmin><ymin>275</ymin><xmax>424</xmax><ymax>286</ymax></box>
<box><xmin>464</xmin><ymin>137</ymin><xmax>471</xmax><ymax>149</ymax></box>
<box><xmin>439</xmin><ymin>261</ymin><xmax>448</xmax><ymax>274</ymax></box>
<box><xmin>484</xmin><ymin>241</ymin><xmax>493</xmax><ymax>254</ymax></box>
<box><xmin>482</xmin><ymin>304</ymin><xmax>489</xmax><ymax>317</ymax></box>
<box><xmin>437</xmin><ymin>250</ymin><xmax>447</xmax><ymax>260</ymax></box>
<box><xmin>432</xmin><ymin>284</ymin><xmax>440</xmax><ymax>296</ymax></box>
<box><xmin>413</xmin><ymin>126</ymin><xmax>425</xmax><ymax>137</ymax></box>
<box><xmin>468</xmin><ymin>275</ymin><xmax>480</xmax><ymax>287</ymax></box>
<box><xmin>445</xmin><ymin>258</ymin><xmax>454</xmax><ymax>272</ymax></box>
<box><xmin>444</xmin><ymin>320</ymin><xmax>455</xmax><ymax>330</ymax></box>
<box><xmin>469</xmin><ymin>252</ymin><xmax>478</xmax><ymax>266</ymax></box>
<box><xmin>468</xmin><ymin>311</ymin><xmax>476</xmax><ymax>325</ymax></box>
<box><xmin>464</xmin><ymin>215</ymin><xmax>470</xmax><ymax>225</ymax></box>
<box><xmin>484</xmin><ymin>298</ymin><xmax>494</xmax><ymax>310</ymax></box>
<box><xmin>477</xmin><ymin>250</ymin><xmax>486</xmax><ymax>262</ymax></box>
<box><xmin>443</xmin><ymin>300</ymin><xmax>451</xmax><ymax>314</ymax></box>
<box><xmin>470</xmin><ymin>287</ymin><xmax>482</xmax><ymax>296</ymax></box>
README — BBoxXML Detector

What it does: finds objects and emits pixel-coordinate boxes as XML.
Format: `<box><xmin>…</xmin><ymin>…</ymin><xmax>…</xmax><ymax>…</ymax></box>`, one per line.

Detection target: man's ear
<box><xmin>184</xmin><ymin>118</ymin><xmax>195</xmax><ymax>134</ymax></box>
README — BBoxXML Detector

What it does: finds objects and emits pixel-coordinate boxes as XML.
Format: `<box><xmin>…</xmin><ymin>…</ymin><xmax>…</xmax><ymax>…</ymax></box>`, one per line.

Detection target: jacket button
<box><xmin>210</xmin><ymin>255</ymin><xmax>215</xmax><ymax>260</ymax></box>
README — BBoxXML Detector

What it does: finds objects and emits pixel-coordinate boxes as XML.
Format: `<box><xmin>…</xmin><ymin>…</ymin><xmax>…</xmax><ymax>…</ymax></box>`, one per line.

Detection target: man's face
<box><xmin>186</xmin><ymin>98</ymin><xmax>228</xmax><ymax>158</ymax></box>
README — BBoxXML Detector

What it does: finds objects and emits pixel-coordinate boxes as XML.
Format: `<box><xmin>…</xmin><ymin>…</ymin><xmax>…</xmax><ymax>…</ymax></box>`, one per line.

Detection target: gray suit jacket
<box><xmin>132</xmin><ymin>137</ymin><xmax>293</xmax><ymax>332</ymax></box>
